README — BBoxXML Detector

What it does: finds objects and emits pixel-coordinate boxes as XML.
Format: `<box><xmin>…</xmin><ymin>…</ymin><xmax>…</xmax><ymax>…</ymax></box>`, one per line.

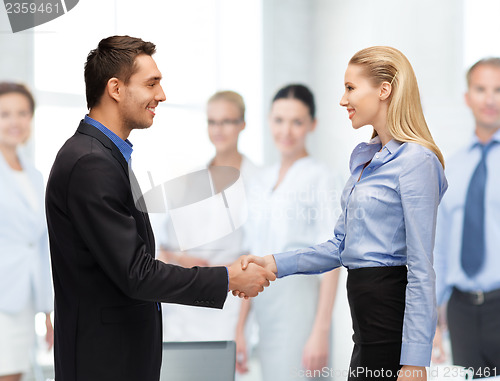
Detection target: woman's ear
<box><xmin>310</xmin><ymin>118</ymin><xmax>317</xmax><ymax>132</ymax></box>
<box><xmin>379</xmin><ymin>82</ymin><xmax>392</xmax><ymax>101</ymax></box>
<box><xmin>106</xmin><ymin>78</ymin><xmax>121</xmax><ymax>102</ymax></box>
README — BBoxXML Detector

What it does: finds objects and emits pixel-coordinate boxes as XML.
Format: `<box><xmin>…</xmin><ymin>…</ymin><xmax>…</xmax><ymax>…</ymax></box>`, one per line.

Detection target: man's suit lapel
<box><xmin>76</xmin><ymin>121</ymin><xmax>129</xmax><ymax>178</ymax></box>
<box><xmin>128</xmin><ymin>169</ymin><xmax>156</xmax><ymax>252</ymax></box>
<box><xmin>76</xmin><ymin>121</ymin><xmax>155</xmax><ymax>251</ymax></box>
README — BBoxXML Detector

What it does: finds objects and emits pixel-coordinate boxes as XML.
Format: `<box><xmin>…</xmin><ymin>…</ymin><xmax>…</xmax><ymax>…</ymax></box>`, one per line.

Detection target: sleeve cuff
<box><xmin>274</xmin><ymin>251</ymin><xmax>298</xmax><ymax>278</ymax></box>
<box><xmin>400</xmin><ymin>341</ymin><xmax>432</xmax><ymax>367</ymax></box>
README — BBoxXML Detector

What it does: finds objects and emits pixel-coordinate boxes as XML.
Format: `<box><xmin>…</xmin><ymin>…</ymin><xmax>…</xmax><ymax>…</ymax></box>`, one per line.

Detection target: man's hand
<box><xmin>231</xmin><ymin>254</ymin><xmax>278</xmax><ymax>298</ymax></box>
<box><xmin>227</xmin><ymin>256</ymin><xmax>276</xmax><ymax>298</ymax></box>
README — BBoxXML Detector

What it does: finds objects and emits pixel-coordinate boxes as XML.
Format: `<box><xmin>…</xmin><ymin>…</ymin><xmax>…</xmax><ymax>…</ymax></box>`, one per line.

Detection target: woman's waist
<box><xmin>340</xmin><ymin>250</ymin><xmax>407</xmax><ymax>269</ymax></box>
<box><xmin>347</xmin><ymin>264</ymin><xmax>408</xmax><ymax>284</ymax></box>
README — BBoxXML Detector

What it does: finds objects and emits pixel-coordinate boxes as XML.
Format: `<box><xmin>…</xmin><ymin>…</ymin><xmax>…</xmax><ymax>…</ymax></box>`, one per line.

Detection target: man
<box><xmin>433</xmin><ymin>58</ymin><xmax>500</xmax><ymax>377</ymax></box>
<box><xmin>45</xmin><ymin>35</ymin><xmax>275</xmax><ymax>381</ymax></box>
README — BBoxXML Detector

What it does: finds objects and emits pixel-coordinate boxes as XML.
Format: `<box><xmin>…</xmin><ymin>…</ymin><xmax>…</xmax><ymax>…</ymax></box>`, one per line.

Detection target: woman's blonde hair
<box><xmin>349</xmin><ymin>46</ymin><xmax>444</xmax><ymax>168</ymax></box>
<box><xmin>207</xmin><ymin>90</ymin><xmax>245</xmax><ymax>121</ymax></box>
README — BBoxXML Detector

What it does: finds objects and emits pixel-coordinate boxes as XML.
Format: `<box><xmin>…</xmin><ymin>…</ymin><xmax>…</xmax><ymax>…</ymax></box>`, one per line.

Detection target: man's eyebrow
<box><xmin>145</xmin><ymin>76</ymin><xmax>162</xmax><ymax>82</ymax></box>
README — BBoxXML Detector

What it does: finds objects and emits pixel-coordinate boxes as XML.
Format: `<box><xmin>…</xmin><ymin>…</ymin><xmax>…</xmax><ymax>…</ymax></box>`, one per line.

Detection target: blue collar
<box><xmin>84</xmin><ymin>115</ymin><xmax>133</xmax><ymax>163</ymax></box>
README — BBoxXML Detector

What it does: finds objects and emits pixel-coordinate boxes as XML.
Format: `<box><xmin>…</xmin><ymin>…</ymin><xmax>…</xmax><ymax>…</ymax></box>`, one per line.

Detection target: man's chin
<box><xmin>478</xmin><ymin>122</ymin><xmax>500</xmax><ymax>131</ymax></box>
<box><xmin>133</xmin><ymin>123</ymin><xmax>154</xmax><ymax>131</ymax></box>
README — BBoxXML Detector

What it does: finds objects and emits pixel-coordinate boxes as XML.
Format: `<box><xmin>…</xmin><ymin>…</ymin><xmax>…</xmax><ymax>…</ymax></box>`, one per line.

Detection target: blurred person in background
<box><xmin>433</xmin><ymin>58</ymin><xmax>500</xmax><ymax>378</ymax></box>
<box><xmin>157</xmin><ymin>90</ymin><xmax>259</xmax><ymax>342</ymax></box>
<box><xmin>235</xmin><ymin>84</ymin><xmax>341</xmax><ymax>380</ymax></box>
<box><xmin>0</xmin><ymin>82</ymin><xmax>53</xmax><ymax>381</ymax></box>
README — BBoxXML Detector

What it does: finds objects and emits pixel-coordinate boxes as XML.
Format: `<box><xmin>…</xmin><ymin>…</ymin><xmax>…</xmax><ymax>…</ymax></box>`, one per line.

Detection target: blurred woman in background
<box><xmin>157</xmin><ymin>90</ymin><xmax>259</xmax><ymax>342</ymax></box>
<box><xmin>0</xmin><ymin>82</ymin><xmax>53</xmax><ymax>381</ymax></box>
<box><xmin>235</xmin><ymin>84</ymin><xmax>341</xmax><ymax>380</ymax></box>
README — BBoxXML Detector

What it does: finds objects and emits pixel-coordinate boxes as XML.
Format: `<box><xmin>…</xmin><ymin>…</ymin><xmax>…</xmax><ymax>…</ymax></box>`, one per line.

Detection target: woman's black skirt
<box><xmin>346</xmin><ymin>265</ymin><xmax>407</xmax><ymax>381</ymax></box>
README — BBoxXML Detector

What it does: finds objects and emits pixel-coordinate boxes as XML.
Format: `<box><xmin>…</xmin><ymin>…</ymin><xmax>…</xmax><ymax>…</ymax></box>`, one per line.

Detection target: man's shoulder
<box><xmin>48</xmin><ymin>126</ymin><xmax>120</xmax><ymax>190</ymax></box>
<box><xmin>55</xmin><ymin>128</ymin><xmax>113</xmax><ymax>167</ymax></box>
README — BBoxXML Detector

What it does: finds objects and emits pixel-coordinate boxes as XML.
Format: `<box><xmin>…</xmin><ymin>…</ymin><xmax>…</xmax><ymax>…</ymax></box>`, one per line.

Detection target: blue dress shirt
<box><xmin>274</xmin><ymin>136</ymin><xmax>448</xmax><ymax>367</ymax></box>
<box><xmin>84</xmin><ymin>115</ymin><xmax>133</xmax><ymax>163</ymax></box>
<box><xmin>435</xmin><ymin>129</ymin><xmax>500</xmax><ymax>305</ymax></box>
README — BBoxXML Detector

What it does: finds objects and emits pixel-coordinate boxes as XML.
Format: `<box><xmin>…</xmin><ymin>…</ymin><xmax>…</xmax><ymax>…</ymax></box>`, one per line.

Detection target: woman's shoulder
<box><xmin>397</xmin><ymin>142</ymin><xmax>447</xmax><ymax>193</ymax></box>
<box><xmin>399</xmin><ymin>141</ymin><xmax>442</xmax><ymax>166</ymax></box>
<box><xmin>15</xmin><ymin>151</ymin><xmax>44</xmax><ymax>182</ymax></box>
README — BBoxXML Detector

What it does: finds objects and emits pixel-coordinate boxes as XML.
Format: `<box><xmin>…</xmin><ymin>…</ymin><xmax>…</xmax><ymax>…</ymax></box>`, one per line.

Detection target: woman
<box><xmin>0</xmin><ymin>82</ymin><xmax>53</xmax><ymax>381</ymax></box>
<box><xmin>238</xmin><ymin>47</ymin><xmax>448</xmax><ymax>381</ymax></box>
<box><xmin>157</xmin><ymin>90</ymin><xmax>259</xmax><ymax>341</ymax></box>
<box><xmin>235</xmin><ymin>84</ymin><xmax>341</xmax><ymax>380</ymax></box>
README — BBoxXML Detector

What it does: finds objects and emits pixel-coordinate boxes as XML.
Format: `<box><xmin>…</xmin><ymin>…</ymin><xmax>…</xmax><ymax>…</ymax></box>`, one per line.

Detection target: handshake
<box><xmin>227</xmin><ymin>255</ymin><xmax>278</xmax><ymax>298</ymax></box>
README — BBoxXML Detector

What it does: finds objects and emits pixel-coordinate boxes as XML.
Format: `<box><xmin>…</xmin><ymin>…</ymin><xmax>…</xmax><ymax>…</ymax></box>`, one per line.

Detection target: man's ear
<box><xmin>380</xmin><ymin>82</ymin><xmax>392</xmax><ymax>101</ymax></box>
<box><xmin>106</xmin><ymin>78</ymin><xmax>121</xmax><ymax>103</ymax></box>
<box><xmin>464</xmin><ymin>91</ymin><xmax>471</xmax><ymax>108</ymax></box>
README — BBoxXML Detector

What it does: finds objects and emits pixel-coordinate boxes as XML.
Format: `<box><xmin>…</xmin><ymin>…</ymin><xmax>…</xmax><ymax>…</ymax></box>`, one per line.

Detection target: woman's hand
<box><xmin>432</xmin><ymin>325</ymin><xmax>447</xmax><ymax>364</ymax></box>
<box><xmin>302</xmin><ymin>329</ymin><xmax>329</xmax><ymax>373</ymax></box>
<box><xmin>240</xmin><ymin>254</ymin><xmax>277</xmax><ymax>274</ymax></box>
<box><xmin>235</xmin><ymin>328</ymin><xmax>249</xmax><ymax>374</ymax></box>
<box><xmin>45</xmin><ymin>313</ymin><xmax>54</xmax><ymax>350</ymax></box>
<box><xmin>397</xmin><ymin>365</ymin><xmax>427</xmax><ymax>381</ymax></box>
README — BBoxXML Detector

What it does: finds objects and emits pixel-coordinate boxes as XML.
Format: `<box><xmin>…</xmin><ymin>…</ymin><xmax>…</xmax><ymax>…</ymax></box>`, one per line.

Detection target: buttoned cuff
<box><xmin>400</xmin><ymin>341</ymin><xmax>432</xmax><ymax>367</ymax></box>
<box><xmin>274</xmin><ymin>251</ymin><xmax>298</xmax><ymax>278</ymax></box>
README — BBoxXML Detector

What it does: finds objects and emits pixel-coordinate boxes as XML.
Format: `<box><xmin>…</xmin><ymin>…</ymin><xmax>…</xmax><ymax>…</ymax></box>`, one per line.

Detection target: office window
<box><xmin>463</xmin><ymin>0</ymin><xmax>500</xmax><ymax>68</ymax></box>
<box><xmin>33</xmin><ymin>0</ymin><xmax>263</xmax><ymax>187</ymax></box>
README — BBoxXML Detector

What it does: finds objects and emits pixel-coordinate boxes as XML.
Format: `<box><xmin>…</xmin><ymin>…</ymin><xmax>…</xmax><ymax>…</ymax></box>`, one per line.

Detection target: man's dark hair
<box><xmin>0</xmin><ymin>82</ymin><xmax>35</xmax><ymax>114</ymax></box>
<box><xmin>84</xmin><ymin>35</ymin><xmax>156</xmax><ymax>109</ymax></box>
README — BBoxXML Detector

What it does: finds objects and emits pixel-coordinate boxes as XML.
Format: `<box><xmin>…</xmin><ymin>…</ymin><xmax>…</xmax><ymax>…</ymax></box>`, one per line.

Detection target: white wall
<box><xmin>261</xmin><ymin>0</ymin><xmax>315</xmax><ymax>164</ymax></box>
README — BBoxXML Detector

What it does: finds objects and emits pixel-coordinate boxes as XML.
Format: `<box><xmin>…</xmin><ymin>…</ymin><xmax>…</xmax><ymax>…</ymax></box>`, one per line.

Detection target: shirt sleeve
<box><xmin>434</xmin><ymin>196</ymin><xmax>452</xmax><ymax>306</ymax></box>
<box><xmin>398</xmin><ymin>150</ymin><xmax>444</xmax><ymax>367</ymax></box>
<box><xmin>274</xmin><ymin>208</ymin><xmax>345</xmax><ymax>278</ymax></box>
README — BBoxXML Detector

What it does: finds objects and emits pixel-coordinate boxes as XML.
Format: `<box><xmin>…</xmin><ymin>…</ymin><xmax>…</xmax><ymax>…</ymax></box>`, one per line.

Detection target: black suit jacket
<box><xmin>45</xmin><ymin>121</ymin><xmax>228</xmax><ymax>381</ymax></box>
